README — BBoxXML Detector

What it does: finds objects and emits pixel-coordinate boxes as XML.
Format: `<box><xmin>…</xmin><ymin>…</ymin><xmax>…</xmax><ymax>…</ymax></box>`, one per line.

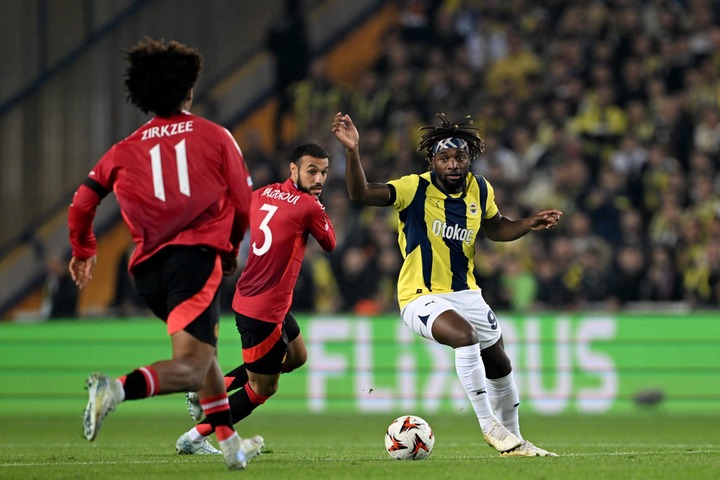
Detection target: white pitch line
<box><xmin>3</xmin><ymin>448</ymin><xmax>719</xmax><ymax>467</ymax></box>
<box><xmin>1</xmin><ymin>458</ymin><xmax>215</xmax><ymax>467</ymax></box>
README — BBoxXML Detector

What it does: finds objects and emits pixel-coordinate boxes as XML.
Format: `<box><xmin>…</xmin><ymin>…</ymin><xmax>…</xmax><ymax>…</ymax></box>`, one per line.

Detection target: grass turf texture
<box><xmin>1</xmin><ymin>413</ymin><xmax>719</xmax><ymax>479</ymax></box>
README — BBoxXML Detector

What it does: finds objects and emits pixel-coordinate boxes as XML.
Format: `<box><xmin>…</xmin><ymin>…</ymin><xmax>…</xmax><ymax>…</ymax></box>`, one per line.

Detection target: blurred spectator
<box><xmin>473</xmin><ymin>132</ymin><xmax>521</xmax><ymax>185</ymax></box>
<box><xmin>624</xmin><ymin>100</ymin><xmax>656</xmax><ymax>145</ymax></box>
<box><xmin>348</xmin><ymin>70</ymin><xmax>392</xmax><ymax>130</ymax></box>
<box><xmin>641</xmin><ymin>245</ymin><xmax>683</xmax><ymax>302</ymax></box>
<box><xmin>291</xmin><ymin>58</ymin><xmax>349</xmax><ymax>141</ymax></box>
<box><xmin>569</xmin><ymin>82</ymin><xmax>628</xmax><ymax>167</ymax></box>
<box><xmin>110</xmin><ymin>246</ymin><xmax>147</xmax><ymax>317</ymax></box>
<box><xmin>708</xmin><ymin>239</ymin><xmax>720</xmax><ymax>307</ymax></box>
<box><xmin>267</xmin><ymin>0</ymin><xmax>310</xmax><ymax>149</ymax></box>
<box><xmin>41</xmin><ymin>253</ymin><xmax>78</xmax><ymax>319</ymax></box>
<box><xmin>293</xmin><ymin>240</ymin><xmax>340</xmax><ymax>313</ymax></box>
<box><xmin>616</xmin><ymin>208</ymin><xmax>647</xmax><ymax>249</ymax></box>
<box><xmin>640</xmin><ymin>143</ymin><xmax>683</xmax><ymax>214</ymax></box>
<box><xmin>609</xmin><ymin>133</ymin><xmax>648</xmax><ymax>208</ymax></box>
<box><xmin>499</xmin><ymin>255</ymin><xmax>537</xmax><ymax>312</ymax></box>
<box><xmin>692</xmin><ymin>106</ymin><xmax>720</xmax><ymax>156</ymax></box>
<box><xmin>398</xmin><ymin>0</ymin><xmax>440</xmax><ymax>45</ymax></box>
<box><xmin>474</xmin><ymin>250</ymin><xmax>506</xmax><ymax>310</ymax></box>
<box><xmin>534</xmin><ymin>257</ymin><xmax>575</xmax><ymax>310</ymax></box>
<box><xmin>651</xmin><ymin>93</ymin><xmax>694</xmax><ymax>169</ymax></box>
<box><xmin>333</xmin><ymin>243</ymin><xmax>379</xmax><ymax>314</ymax></box>
<box><xmin>485</xmin><ymin>25</ymin><xmax>542</xmax><ymax>100</ymax></box>
<box><xmin>574</xmin><ymin>244</ymin><xmax>612</xmax><ymax>307</ymax></box>
<box><xmin>584</xmin><ymin>166</ymin><xmax>632</xmax><ymax>245</ymax></box>
<box><xmin>608</xmin><ymin>244</ymin><xmax>648</xmax><ymax>307</ymax></box>
<box><xmin>240</xmin><ymin>128</ymin><xmax>283</xmax><ymax>188</ymax></box>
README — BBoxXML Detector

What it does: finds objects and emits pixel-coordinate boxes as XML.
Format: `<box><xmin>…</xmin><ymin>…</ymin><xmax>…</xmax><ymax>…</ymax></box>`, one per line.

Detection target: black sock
<box><xmin>225</xmin><ymin>365</ymin><xmax>249</xmax><ymax>392</ymax></box>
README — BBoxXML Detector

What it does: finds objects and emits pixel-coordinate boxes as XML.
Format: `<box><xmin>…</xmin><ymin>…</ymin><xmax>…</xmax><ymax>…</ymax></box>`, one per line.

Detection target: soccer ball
<box><xmin>384</xmin><ymin>415</ymin><xmax>434</xmax><ymax>460</ymax></box>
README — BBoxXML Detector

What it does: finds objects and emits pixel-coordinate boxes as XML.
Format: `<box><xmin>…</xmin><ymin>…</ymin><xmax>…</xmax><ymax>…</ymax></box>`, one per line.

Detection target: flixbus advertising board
<box><xmin>282</xmin><ymin>313</ymin><xmax>720</xmax><ymax>414</ymax></box>
<box><xmin>1</xmin><ymin>313</ymin><xmax>718</xmax><ymax>415</ymax></box>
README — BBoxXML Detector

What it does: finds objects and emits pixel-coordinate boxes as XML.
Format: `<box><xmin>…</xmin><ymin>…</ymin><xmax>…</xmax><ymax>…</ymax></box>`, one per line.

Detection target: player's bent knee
<box><xmin>254</xmin><ymin>382</ymin><xmax>279</xmax><ymax>398</ymax></box>
<box><xmin>453</xmin><ymin>329</ymin><xmax>479</xmax><ymax>348</ymax></box>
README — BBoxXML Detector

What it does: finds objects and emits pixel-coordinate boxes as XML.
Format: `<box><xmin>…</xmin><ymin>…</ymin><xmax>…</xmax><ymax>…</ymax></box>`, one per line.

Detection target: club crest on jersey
<box><xmin>469</xmin><ymin>202</ymin><xmax>478</xmax><ymax>215</ymax></box>
<box><xmin>431</xmin><ymin>219</ymin><xmax>474</xmax><ymax>245</ymax></box>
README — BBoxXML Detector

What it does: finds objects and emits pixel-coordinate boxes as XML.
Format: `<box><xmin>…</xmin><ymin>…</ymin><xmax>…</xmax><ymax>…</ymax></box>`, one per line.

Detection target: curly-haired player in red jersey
<box><xmin>176</xmin><ymin>142</ymin><xmax>336</xmax><ymax>454</ymax></box>
<box><xmin>67</xmin><ymin>37</ymin><xmax>260</xmax><ymax>470</ymax></box>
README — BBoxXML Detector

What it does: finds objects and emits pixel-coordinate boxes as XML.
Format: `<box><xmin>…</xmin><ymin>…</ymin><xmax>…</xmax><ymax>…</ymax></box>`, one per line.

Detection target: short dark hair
<box><xmin>123</xmin><ymin>37</ymin><xmax>202</xmax><ymax>117</ymax></box>
<box><xmin>417</xmin><ymin>113</ymin><xmax>485</xmax><ymax>161</ymax></box>
<box><xmin>292</xmin><ymin>143</ymin><xmax>329</xmax><ymax>165</ymax></box>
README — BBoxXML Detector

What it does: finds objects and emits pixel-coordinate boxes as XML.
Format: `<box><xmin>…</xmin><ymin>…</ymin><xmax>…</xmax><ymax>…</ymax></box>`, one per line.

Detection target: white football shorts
<box><xmin>400</xmin><ymin>289</ymin><xmax>502</xmax><ymax>349</ymax></box>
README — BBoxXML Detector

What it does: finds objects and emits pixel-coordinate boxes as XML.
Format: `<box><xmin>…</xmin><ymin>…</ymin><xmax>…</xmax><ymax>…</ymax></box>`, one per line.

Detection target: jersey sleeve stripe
<box><xmin>83</xmin><ymin>177</ymin><xmax>110</xmax><ymax>199</ymax></box>
<box><xmin>475</xmin><ymin>175</ymin><xmax>488</xmax><ymax>218</ymax></box>
<box><xmin>386</xmin><ymin>183</ymin><xmax>397</xmax><ymax>206</ymax></box>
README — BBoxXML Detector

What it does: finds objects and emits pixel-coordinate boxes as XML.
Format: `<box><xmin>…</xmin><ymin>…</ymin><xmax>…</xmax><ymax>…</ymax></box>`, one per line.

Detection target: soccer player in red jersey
<box><xmin>67</xmin><ymin>38</ymin><xmax>260</xmax><ymax>470</ymax></box>
<box><xmin>175</xmin><ymin>142</ymin><xmax>336</xmax><ymax>453</ymax></box>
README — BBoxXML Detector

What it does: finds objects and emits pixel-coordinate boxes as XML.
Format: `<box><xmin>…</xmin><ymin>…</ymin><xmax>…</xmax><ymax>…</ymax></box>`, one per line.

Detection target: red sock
<box><xmin>224</xmin><ymin>376</ymin><xmax>234</xmax><ymax>391</ymax></box>
<box><xmin>201</xmin><ymin>393</ymin><xmax>235</xmax><ymax>441</ymax></box>
<box><xmin>215</xmin><ymin>426</ymin><xmax>235</xmax><ymax>442</ymax></box>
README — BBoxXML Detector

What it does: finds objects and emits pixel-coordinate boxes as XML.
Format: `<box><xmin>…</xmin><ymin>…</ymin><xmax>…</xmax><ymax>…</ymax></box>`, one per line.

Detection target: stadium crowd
<box><xmin>23</xmin><ymin>1</ymin><xmax>720</xmax><ymax>321</ymax></box>
<box><xmin>237</xmin><ymin>0</ymin><xmax>720</xmax><ymax>316</ymax></box>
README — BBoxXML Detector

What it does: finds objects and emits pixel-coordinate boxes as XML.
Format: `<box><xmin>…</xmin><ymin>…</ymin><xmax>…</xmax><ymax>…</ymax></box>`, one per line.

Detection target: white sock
<box><xmin>112</xmin><ymin>378</ymin><xmax>125</xmax><ymax>403</ymax></box>
<box><xmin>455</xmin><ymin>344</ymin><xmax>495</xmax><ymax>432</ymax></box>
<box><xmin>187</xmin><ymin>426</ymin><xmax>205</xmax><ymax>442</ymax></box>
<box><xmin>219</xmin><ymin>431</ymin><xmax>240</xmax><ymax>448</ymax></box>
<box><xmin>486</xmin><ymin>373</ymin><xmax>523</xmax><ymax>440</ymax></box>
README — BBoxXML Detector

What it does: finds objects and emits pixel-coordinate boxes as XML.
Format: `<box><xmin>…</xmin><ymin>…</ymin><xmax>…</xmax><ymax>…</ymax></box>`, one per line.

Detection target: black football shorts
<box><xmin>133</xmin><ymin>245</ymin><xmax>221</xmax><ymax>346</ymax></box>
<box><xmin>234</xmin><ymin>311</ymin><xmax>300</xmax><ymax>374</ymax></box>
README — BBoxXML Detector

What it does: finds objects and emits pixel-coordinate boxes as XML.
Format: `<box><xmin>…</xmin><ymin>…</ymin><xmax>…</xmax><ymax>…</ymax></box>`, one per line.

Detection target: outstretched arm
<box><xmin>482</xmin><ymin>209</ymin><xmax>563</xmax><ymax>242</ymax></box>
<box><xmin>331</xmin><ymin>112</ymin><xmax>391</xmax><ymax>207</ymax></box>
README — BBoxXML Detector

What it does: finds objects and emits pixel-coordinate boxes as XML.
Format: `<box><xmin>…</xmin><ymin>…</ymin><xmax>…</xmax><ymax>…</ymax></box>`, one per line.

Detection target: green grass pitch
<box><xmin>1</xmin><ymin>318</ymin><xmax>719</xmax><ymax>479</ymax></box>
<box><xmin>1</xmin><ymin>412</ymin><xmax>719</xmax><ymax>479</ymax></box>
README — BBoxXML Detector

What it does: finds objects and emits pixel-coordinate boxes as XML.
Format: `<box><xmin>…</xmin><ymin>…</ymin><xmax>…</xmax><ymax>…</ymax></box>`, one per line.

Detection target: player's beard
<box><xmin>439</xmin><ymin>170</ymin><xmax>465</xmax><ymax>193</ymax></box>
<box><xmin>297</xmin><ymin>177</ymin><xmax>323</xmax><ymax>198</ymax></box>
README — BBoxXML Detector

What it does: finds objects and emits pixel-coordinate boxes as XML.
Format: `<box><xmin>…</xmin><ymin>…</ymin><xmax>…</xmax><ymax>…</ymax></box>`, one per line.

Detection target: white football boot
<box><xmin>83</xmin><ymin>373</ymin><xmax>123</xmax><ymax>441</ymax></box>
<box><xmin>185</xmin><ymin>392</ymin><xmax>203</xmax><ymax>421</ymax></box>
<box><xmin>175</xmin><ymin>432</ymin><xmax>222</xmax><ymax>455</ymax></box>
<box><xmin>502</xmin><ymin>440</ymin><xmax>558</xmax><ymax>457</ymax></box>
<box><xmin>482</xmin><ymin>418</ymin><xmax>523</xmax><ymax>453</ymax></box>
<box><xmin>219</xmin><ymin>432</ymin><xmax>264</xmax><ymax>470</ymax></box>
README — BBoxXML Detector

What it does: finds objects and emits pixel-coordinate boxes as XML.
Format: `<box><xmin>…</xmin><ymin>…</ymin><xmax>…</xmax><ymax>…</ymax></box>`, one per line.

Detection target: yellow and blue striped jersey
<box><xmin>387</xmin><ymin>171</ymin><xmax>498</xmax><ymax>308</ymax></box>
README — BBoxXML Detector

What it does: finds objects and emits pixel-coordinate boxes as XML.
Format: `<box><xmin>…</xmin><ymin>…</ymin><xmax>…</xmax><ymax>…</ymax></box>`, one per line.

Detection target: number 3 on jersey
<box><xmin>252</xmin><ymin>204</ymin><xmax>278</xmax><ymax>256</ymax></box>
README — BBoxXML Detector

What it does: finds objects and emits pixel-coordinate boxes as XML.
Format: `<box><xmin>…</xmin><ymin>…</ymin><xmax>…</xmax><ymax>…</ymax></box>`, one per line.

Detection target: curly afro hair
<box><xmin>123</xmin><ymin>37</ymin><xmax>202</xmax><ymax>117</ymax></box>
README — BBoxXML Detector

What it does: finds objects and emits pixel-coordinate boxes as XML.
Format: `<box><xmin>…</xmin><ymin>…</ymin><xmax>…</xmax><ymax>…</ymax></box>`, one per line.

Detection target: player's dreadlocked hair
<box><xmin>417</xmin><ymin>113</ymin><xmax>485</xmax><ymax>161</ymax></box>
<box><xmin>123</xmin><ymin>38</ymin><xmax>202</xmax><ymax>118</ymax></box>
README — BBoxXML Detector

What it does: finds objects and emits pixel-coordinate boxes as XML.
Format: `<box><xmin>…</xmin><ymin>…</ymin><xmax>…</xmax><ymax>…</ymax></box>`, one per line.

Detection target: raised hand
<box><xmin>331</xmin><ymin>112</ymin><xmax>359</xmax><ymax>150</ymax></box>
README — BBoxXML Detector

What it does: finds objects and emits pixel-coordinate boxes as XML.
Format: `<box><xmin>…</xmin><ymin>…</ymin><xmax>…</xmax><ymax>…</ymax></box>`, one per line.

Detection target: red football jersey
<box><xmin>233</xmin><ymin>178</ymin><xmax>336</xmax><ymax>323</ymax></box>
<box><xmin>68</xmin><ymin>111</ymin><xmax>252</xmax><ymax>272</ymax></box>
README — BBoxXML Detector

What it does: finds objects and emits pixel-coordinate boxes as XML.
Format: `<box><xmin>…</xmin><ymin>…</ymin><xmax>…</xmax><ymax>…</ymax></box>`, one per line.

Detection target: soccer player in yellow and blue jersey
<box><xmin>332</xmin><ymin>111</ymin><xmax>562</xmax><ymax>457</ymax></box>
